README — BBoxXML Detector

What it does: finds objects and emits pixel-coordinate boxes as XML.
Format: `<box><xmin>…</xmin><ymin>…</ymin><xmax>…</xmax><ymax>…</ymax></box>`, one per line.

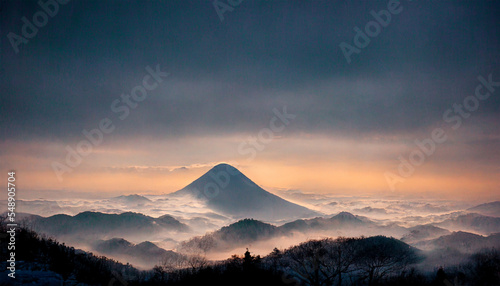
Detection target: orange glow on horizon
<box><xmin>1</xmin><ymin>136</ymin><xmax>498</xmax><ymax>201</ymax></box>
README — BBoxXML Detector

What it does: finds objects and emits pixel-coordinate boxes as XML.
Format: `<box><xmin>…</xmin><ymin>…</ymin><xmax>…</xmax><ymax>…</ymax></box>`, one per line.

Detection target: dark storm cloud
<box><xmin>1</xmin><ymin>0</ymin><xmax>499</xmax><ymax>140</ymax></box>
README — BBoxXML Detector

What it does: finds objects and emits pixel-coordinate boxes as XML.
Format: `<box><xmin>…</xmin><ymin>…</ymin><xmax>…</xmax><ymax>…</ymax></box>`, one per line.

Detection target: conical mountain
<box><xmin>172</xmin><ymin>163</ymin><xmax>319</xmax><ymax>221</ymax></box>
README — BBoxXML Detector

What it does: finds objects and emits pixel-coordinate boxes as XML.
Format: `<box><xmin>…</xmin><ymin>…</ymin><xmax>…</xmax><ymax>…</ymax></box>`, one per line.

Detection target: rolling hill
<box><xmin>30</xmin><ymin>211</ymin><xmax>189</xmax><ymax>241</ymax></box>
<box><xmin>434</xmin><ymin>213</ymin><xmax>500</xmax><ymax>235</ymax></box>
<box><xmin>468</xmin><ymin>201</ymin><xmax>500</xmax><ymax>217</ymax></box>
<box><xmin>179</xmin><ymin>218</ymin><xmax>281</xmax><ymax>252</ymax></box>
<box><xmin>414</xmin><ymin>231</ymin><xmax>500</xmax><ymax>253</ymax></box>
<box><xmin>92</xmin><ymin>238</ymin><xmax>180</xmax><ymax>269</ymax></box>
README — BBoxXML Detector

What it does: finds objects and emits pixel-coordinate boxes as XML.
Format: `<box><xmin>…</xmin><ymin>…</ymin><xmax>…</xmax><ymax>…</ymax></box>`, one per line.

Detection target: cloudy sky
<box><xmin>1</xmin><ymin>0</ymin><xmax>499</xmax><ymax>200</ymax></box>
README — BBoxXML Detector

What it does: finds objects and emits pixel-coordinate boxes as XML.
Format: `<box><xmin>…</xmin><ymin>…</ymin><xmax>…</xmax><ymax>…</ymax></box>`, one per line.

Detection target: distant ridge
<box><xmin>468</xmin><ymin>201</ymin><xmax>500</xmax><ymax>217</ymax></box>
<box><xmin>111</xmin><ymin>194</ymin><xmax>152</xmax><ymax>205</ymax></box>
<box><xmin>414</xmin><ymin>231</ymin><xmax>500</xmax><ymax>252</ymax></box>
<box><xmin>93</xmin><ymin>238</ymin><xmax>180</xmax><ymax>269</ymax></box>
<box><xmin>179</xmin><ymin>212</ymin><xmax>402</xmax><ymax>253</ymax></box>
<box><xmin>30</xmin><ymin>211</ymin><xmax>189</xmax><ymax>240</ymax></box>
<box><xmin>435</xmin><ymin>213</ymin><xmax>500</xmax><ymax>235</ymax></box>
<box><xmin>280</xmin><ymin>211</ymin><xmax>368</xmax><ymax>232</ymax></box>
<box><xmin>172</xmin><ymin>163</ymin><xmax>320</xmax><ymax>221</ymax></box>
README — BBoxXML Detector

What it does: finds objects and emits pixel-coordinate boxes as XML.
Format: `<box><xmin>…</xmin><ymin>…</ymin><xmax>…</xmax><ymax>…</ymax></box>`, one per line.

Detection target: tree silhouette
<box><xmin>352</xmin><ymin>236</ymin><xmax>421</xmax><ymax>285</ymax></box>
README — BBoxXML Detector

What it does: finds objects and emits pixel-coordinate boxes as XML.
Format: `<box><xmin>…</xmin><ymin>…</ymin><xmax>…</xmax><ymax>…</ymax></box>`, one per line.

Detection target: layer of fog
<box><xmin>6</xmin><ymin>190</ymin><xmax>499</xmax><ymax>270</ymax></box>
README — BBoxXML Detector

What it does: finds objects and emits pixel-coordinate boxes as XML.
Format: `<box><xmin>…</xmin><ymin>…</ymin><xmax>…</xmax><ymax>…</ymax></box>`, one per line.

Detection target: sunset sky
<box><xmin>1</xmin><ymin>0</ymin><xmax>499</xmax><ymax>201</ymax></box>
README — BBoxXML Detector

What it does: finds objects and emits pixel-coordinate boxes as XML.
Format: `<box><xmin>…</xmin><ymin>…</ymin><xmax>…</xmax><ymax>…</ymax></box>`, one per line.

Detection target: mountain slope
<box><xmin>401</xmin><ymin>225</ymin><xmax>451</xmax><ymax>244</ymax></box>
<box><xmin>179</xmin><ymin>218</ymin><xmax>280</xmax><ymax>252</ymax></box>
<box><xmin>110</xmin><ymin>194</ymin><xmax>152</xmax><ymax>205</ymax></box>
<box><xmin>172</xmin><ymin>163</ymin><xmax>319</xmax><ymax>221</ymax></box>
<box><xmin>0</xmin><ymin>227</ymin><xmax>142</xmax><ymax>285</ymax></box>
<box><xmin>468</xmin><ymin>201</ymin><xmax>500</xmax><ymax>217</ymax></box>
<box><xmin>280</xmin><ymin>212</ymin><xmax>372</xmax><ymax>232</ymax></box>
<box><xmin>93</xmin><ymin>238</ymin><xmax>180</xmax><ymax>268</ymax></box>
<box><xmin>179</xmin><ymin>212</ymin><xmax>390</xmax><ymax>253</ymax></box>
<box><xmin>415</xmin><ymin>231</ymin><xmax>500</xmax><ymax>253</ymax></box>
<box><xmin>435</xmin><ymin>213</ymin><xmax>500</xmax><ymax>235</ymax></box>
<box><xmin>31</xmin><ymin>211</ymin><xmax>189</xmax><ymax>241</ymax></box>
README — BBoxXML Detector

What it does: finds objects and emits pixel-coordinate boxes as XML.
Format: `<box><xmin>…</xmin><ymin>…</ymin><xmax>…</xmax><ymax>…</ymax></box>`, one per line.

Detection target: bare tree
<box><xmin>187</xmin><ymin>254</ymin><xmax>209</xmax><ymax>271</ymax></box>
<box><xmin>325</xmin><ymin>237</ymin><xmax>358</xmax><ymax>286</ymax></box>
<box><xmin>352</xmin><ymin>236</ymin><xmax>420</xmax><ymax>285</ymax></box>
<box><xmin>281</xmin><ymin>239</ymin><xmax>339</xmax><ymax>286</ymax></box>
<box><xmin>179</xmin><ymin>234</ymin><xmax>216</xmax><ymax>254</ymax></box>
<box><xmin>155</xmin><ymin>252</ymin><xmax>189</xmax><ymax>282</ymax></box>
<box><xmin>197</xmin><ymin>235</ymin><xmax>216</xmax><ymax>254</ymax></box>
<box><xmin>159</xmin><ymin>253</ymin><xmax>188</xmax><ymax>273</ymax></box>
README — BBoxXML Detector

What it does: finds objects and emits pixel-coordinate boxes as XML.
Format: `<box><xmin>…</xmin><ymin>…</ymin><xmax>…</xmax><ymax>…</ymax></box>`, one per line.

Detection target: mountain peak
<box><xmin>207</xmin><ymin>163</ymin><xmax>243</xmax><ymax>176</ymax></box>
<box><xmin>113</xmin><ymin>194</ymin><xmax>152</xmax><ymax>203</ymax></box>
<box><xmin>211</xmin><ymin>163</ymin><xmax>236</xmax><ymax>169</ymax></box>
<box><xmin>333</xmin><ymin>211</ymin><xmax>357</xmax><ymax>220</ymax></box>
<box><xmin>330</xmin><ymin>212</ymin><xmax>364</xmax><ymax>224</ymax></box>
<box><xmin>172</xmin><ymin>164</ymin><xmax>320</xmax><ymax>221</ymax></box>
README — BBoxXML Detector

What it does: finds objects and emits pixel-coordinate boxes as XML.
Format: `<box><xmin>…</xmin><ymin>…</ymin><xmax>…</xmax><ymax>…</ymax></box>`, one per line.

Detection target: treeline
<box><xmin>153</xmin><ymin>236</ymin><xmax>500</xmax><ymax>286</ymax></box>
<box><xmin>149</xmin><ymin>249</ymin><xmax>287</xmax><ymax>285</ymax></box>
<box><xmin>153</xmin><ymin>236</ymin><xmax>423</xmax><ymax>286</ymax></box>
<box><xmin>0</xmin><ymin>222</ymin><xmax>143</xmax><ymax>285</ymax></box>
<box><xmin>1</xmin><ymin>221</ymin><xmax>499</xmax><ymax>285</ymax></box>
<box><xmin>269</xmin><ymin>236</ymin><xmax>422</xmax><ymax>286</ymax></box>
<box><xmin>268</xmin><ymin>237</ymin><xmax>500</xmax><ymax>285</ymax></box>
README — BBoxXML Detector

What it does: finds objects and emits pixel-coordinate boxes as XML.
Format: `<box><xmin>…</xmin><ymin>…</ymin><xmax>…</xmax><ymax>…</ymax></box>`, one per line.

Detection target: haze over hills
<box><xmin>29</xmin><ymin>211</ymin><xmax>190</xmax><ymax>242</ymax></box>
<box><xmin>180</xmin><ymin>212</ymin><xmax>410</xmax><ymax>254</ymax></box>
<box><xmin>413</xmin><ymin>230</ymin><xmax>500</xmax><ymax>271</ymax></box>
<box><xmin>10</xmin><ymin>185</ymin><xmax>495</xmax><ymax>229</ymax></box>
<box><xmin>468</xmin><ymin>201</ymin><xmax>500</xmax><ymax>217</ymax></box>
<box><xmin>401</xmin><ymin>225</ymin><xmax>451</xmax><ymax>244</ymax></box>
<box><xmin>12</xmin><ymin>171</ymin><xmax>500</xmax><ymax>275</ymax></box>
<box><xmin>10</xmin><ymin>186</ymin><xmax>500</xmax><ymax>281</ymax></box>
<box><xmin>178</xmin><ymin>210</ymin><xmax>500</xmax><ymax>257</ymax></box>
<box><xmin>180</xmin><ymin>218</ymin><xmax>281</xmax><ymax>253</ymax></box>
<box><xmin>92</xmin><ymin>238</ymin><xmax>181</xmax><ymax>269</ymax></box>
<box><xmin>110</xmin><ymin>194</ymin><xmax>153</xmax><ymax>206</ymax></box>
<box><xmin>434</xmin><ymin>213</ymin><xmax>500</xmax><ymax>235</ymax></box>
<box><xmin>172</xmin><ymin>163</ymin><xmax>320</xmax><ymax>221</ymax></box>
<box><xmin>280</xmin><ymin>211</ymin><xmax>367</xmax><ymax>232</ymax></box>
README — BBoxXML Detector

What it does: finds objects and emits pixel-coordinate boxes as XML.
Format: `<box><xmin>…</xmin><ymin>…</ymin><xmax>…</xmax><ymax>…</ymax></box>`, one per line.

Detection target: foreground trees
<box><xmin>353</xmin><ymin>236</ymin><xmax>422</xmax><ymax>285</ymax></box>
<box><xmin>278</xmin><ymin>237</ymin><xmax>358</xmax><ymax>286</ymax></box>
<box><xmin>461</xmin><ymin>248</ymin><xmax>500</xmax><ymax>286</ymax></box>
<box><xmin>156</xmin><ymin>236</ymin><xmax>422</xmax><ymax>285</ymax></box>
<box><xmin>0</xmin><ymin>222</ymin><xmax>141</xmax><ymax>285</ymax></box>
<box><xmin>278</xmin><ymin>236</ymin><xmax>422</xmax><ymax>286</ymax></box>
